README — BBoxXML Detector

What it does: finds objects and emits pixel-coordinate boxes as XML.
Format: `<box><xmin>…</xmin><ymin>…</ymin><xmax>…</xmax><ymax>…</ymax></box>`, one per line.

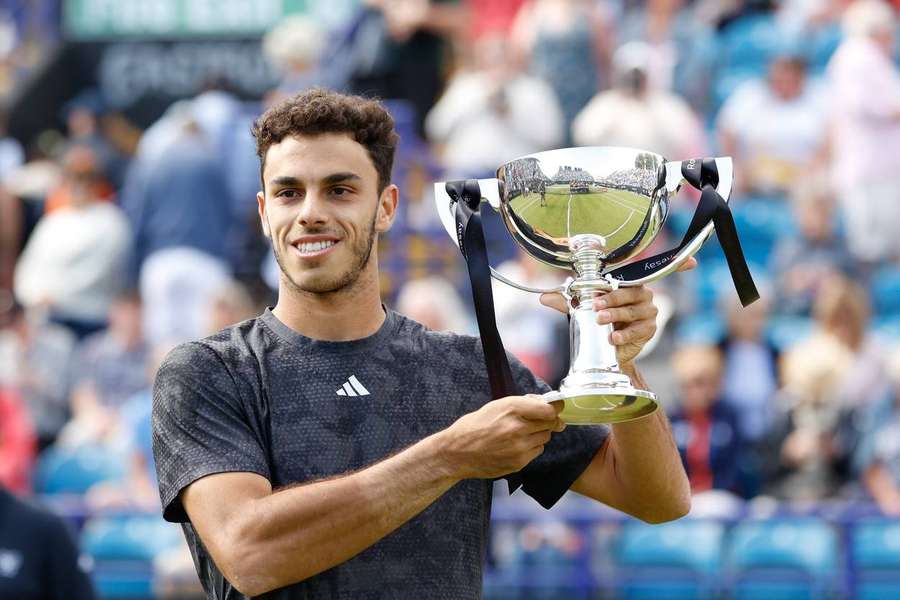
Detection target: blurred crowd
<box><xmin>2</xmin><ymin>0</ymin><xmax>900</xmax><ymax>596</ymax></box>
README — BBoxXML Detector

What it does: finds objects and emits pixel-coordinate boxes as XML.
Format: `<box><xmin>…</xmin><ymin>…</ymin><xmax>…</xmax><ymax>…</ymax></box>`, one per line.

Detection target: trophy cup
<box><xmin>435</xmin><ymin>146</ymin><xmax>758</xmax><ymax>425</ymax></box>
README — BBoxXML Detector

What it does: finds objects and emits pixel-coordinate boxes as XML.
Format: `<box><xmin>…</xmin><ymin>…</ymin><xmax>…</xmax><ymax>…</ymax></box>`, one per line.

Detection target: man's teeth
<box><xmin>297</xmin><ymin>240</ymin><xmax>336</xmax><ymax>253</ymax></box>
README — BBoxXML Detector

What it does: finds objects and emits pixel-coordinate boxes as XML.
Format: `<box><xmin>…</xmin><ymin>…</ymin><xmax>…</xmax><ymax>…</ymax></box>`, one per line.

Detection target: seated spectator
<box><xmin>768</xmin><ymin>178</ymin><xmax>856</xmax><ymax>316</ymax></box>
<box><xmin>0</xmin><ymin>385</ymin><xmax>35</xmax><ymax>495</ymax></box>
<box><xmin>510</xmin><ymin>0</ymin><xmax>612</xmax><ymax>139</ymax></box>
<box><xmin>0</xmin><ymin>485</ymin><xmax>97</xmax><ymax>599</ymax></box>
<box><xmin>718</xmin><ymin>290</ymin><xmax>778</xmax><ymax>446</ymax></box>
<box><xmin>860</xmin><ymin>349</ymin><xmax>900</xmax><ymax>515</ymax></box>
<box><xmin>0</xmin><ymin>300</ymin><xmax>75</xmax><ymax>449</ymax></box>
<box><xmin>572</xmin><ymin>41</ymin><xmax>705</xmax><ymax>160</ymax></box>
<box><xmin>668</xmin><ymin>345</ymin><xmax>751</xmax><ymax>497</ymax></box>
<box><xmin>206</xmin><ymin>280</ymin><xmax>258</xmax><ymax>335</ymax></box>
<box><xmin>395</xmin><ymin>275</ymin><xmax>472</xmax><ymax>335</ymax></box>
<box><xmin>14</xmin><ymin>145</ymin><xmax>132</xmax><ymax>339</ymax></box>
<box><xmin>718</xmin><ymin>48</ymin><xmax>827</xmax><ymax>197</ymax></box>
<box><xmin>425</xmin><ymin>35</ymin><xmax>565</xmax><ymax>178</ymax></box>
<box><xmin>764</xmin><ymin>277</ymin><xmax>887</xmax><ymax>500</ymax></box>
<box><xmin>827</xmin><ymin>0</ymin><xmax>900</xmax><ymax>265</ymax></box>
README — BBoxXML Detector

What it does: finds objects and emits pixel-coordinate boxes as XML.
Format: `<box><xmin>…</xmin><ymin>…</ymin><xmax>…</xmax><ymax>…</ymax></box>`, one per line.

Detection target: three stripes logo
<box><xmin>336</xmin><ymin>375</ymin><xmax>370</xmax><ymax>397</ymax></box>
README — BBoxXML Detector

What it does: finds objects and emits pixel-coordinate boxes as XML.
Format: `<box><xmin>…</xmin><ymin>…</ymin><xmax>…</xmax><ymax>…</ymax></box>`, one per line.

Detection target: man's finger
<box><xmin>512</xmin><ymin>395</ymin><xmax>562</xmax><ymax>421</ymax></box>
<box><xmin>539</xmin><ymin>292</ymin><xmax>569</xmax><ymax>314</ymax></box>
<box><xmin>593</xmin><ymin>286</ymin><xmax>652</xmax><ymax>310</ymax></box>
<box><xmin>609</xmin><ymin>321</ymin><xmax>657</xmax><ymax>345</ymax></box>
<box><xmin>596</xmin><ymin>302</ymin><xmax>658</xmax><ymax>325</ymax></box>
<box><xmin>676</xmin><ymin>257</ymin><xmax>699</xmax><ymax>272</ymax></box>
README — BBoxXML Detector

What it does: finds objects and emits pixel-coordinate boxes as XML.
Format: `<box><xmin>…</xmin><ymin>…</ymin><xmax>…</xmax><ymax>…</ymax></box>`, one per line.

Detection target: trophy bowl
<box><xmin>435</xmin><ymin>147</ymin><xmax>741</xmax><ymax>424</ymax></box>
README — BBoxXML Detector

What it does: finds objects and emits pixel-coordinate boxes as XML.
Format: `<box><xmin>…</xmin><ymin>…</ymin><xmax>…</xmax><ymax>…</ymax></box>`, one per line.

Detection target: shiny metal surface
<box><xmin>496</xmin><ymin>146</ymin><xmax>669</xmax><ymax>270</ymax></box>
<box><xmin>433</xmin><ymin>147</ymin><xmax>734</xmax><ymax>424</ymax></box>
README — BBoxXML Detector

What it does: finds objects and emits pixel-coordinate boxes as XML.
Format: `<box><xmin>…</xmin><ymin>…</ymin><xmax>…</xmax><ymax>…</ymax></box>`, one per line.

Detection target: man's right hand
<box><xmin>436</xmin><ymin>396</ymin><xmax>565</xmax><ymax>480</ymax></box>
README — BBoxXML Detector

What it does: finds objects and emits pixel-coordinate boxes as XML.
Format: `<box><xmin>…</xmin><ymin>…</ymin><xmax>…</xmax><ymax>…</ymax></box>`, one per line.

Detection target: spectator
<box><xmin>348</xmin><ymin>0</ymin><xmax>467</xmax><ymax>137</ymax></box>
<box><xmin>425</xmin><ymin>35</ymin><xmax>564</xmax><ymax>177</ymax></box>
<box><xmin>618</xmin><ymin>0</ymin><xmax>716</xmax><ymax>108</ymax></box>
<box><xmin>572</xmin><ymin>41</ymin><xmax>705</xmax><ymax>159</ymax></box>
<box><xmin>718</xmin><ymin>291</ymin><xmax>778</xmax><ymax>445</ymax></box>
<box><xmin>769</xmin><ymin>177</ymin><xmax>856</xmax><ymax>316</ymax></box>
<box><xmin>826</xmin><ymin>0</ymin><xmax>900</xmax><ymax>265</ymax></box>
<box><xmin>395</xmin><ymin>275</ymin><xmax>472</xmax><ymax>335</ymax></box>
<box><xmin>14</xmin><ymin>145</ymin><xmax>132</xmax><ymax>339</ymax></box>
<box><xmin>669</xmin><ymin>345</ymin><xmax>750</xmax><ymax>497</ymax></box>
<box><xmin>0</xmin><ymin>301</ymin><xmax>74</xmax><ymax>450</ymax></box>
<box><xmin>121</xmin><ymin>118</ymin><xmax>232</xmax><ymax>345</ymax></box>
<box><xmin>510</xmin><ymin>0</ymin><xmax>613</xmax><ymax>139</ymax></box>
<box><xmin>860</xmin><ymin>349</ymin><xmax>900</xmax><ymax>515</ymax></box>
<box><xmin>207</xmin><ymin>280</ymin><xmax>259</xmax><ymax>335</ymax></box>
<box><xmin>0</xmin><ymin>107</ymin><xmax>23</xmax><ymax>183</ymax></box>
<box><xmin>61</xmin><ymin>88</ymin><xmax>128</xmax><ymax>188</ymax></box>
<box><xmin>718</xmin><ymin>49</ymin><xmax>827</xmax><ymax>197</ymax></box>
<box><xmin>69</xmin><ymin>289</ymin><xmax>149</xmax><ymax>417</ymax></box>
<box><xmin>0</xmin><ymin>486</ymin><xmax>97</xmax><ymax>599</ymax></box>
<box><xmin>0</xmin><ymin>385</ymin><xmax>35</xmax><ymax>495</ymax></box>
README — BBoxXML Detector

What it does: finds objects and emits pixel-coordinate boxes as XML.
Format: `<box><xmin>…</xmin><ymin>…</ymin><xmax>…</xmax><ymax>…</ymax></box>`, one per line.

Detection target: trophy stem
<box><xmin>569</xmin><ymin>305</ymin><xmax>619</xmax><ymax>373</ymax></box>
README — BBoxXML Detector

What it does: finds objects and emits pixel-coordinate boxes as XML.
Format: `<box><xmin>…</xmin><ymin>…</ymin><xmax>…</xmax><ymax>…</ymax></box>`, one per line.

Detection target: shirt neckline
<box><xmin>260</xmin><ymin>306</ymin><xmax>400</xmax><ymax>353</ymax></box>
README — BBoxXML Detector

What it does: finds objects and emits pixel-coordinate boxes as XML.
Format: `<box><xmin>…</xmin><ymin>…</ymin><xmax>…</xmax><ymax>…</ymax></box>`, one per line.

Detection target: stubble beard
<box><xmin>270</xmin><ymin>210</ymin><xmax>379</xmax><ymax>297</ymax></box>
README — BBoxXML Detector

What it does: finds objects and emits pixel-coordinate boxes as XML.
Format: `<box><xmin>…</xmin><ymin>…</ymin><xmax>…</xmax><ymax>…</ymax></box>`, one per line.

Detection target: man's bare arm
<box><xmin>570</xmin><ymin>363</ymin><xmax>691</xmax><ymax>523</ymax></box>
<box><xmin>181</xmin><ymin>396</ymin><xmax>564</xmax><ymax>597</ymax></box>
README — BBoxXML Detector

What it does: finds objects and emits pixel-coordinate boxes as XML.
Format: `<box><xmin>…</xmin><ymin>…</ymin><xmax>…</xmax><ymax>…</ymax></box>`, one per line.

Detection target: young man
<box><xmin>152</xmin><ymin>89</ymin><xmax>690</xmax><ymax>599</ymax></box>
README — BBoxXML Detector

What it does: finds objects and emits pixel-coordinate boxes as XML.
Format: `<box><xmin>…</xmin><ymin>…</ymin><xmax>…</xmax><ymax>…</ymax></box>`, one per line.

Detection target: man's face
<box><xmin>257</xmin><ymin>133</ymin><xmax>397</xmax><ymax>296</ymax></box>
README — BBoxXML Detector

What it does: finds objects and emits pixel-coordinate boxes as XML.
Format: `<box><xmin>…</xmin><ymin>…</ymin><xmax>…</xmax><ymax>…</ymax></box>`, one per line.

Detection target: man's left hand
<box><xmin>539</xmin><ymin>257</ymin><xmax>697</xmax><ymax>367</ymax></box>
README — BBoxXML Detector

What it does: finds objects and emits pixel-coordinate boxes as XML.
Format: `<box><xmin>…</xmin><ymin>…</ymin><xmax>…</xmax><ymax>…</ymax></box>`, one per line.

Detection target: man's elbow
<box><xmin>635</xmin><ymin>492</ymin><xmax>692</xmax><ymax>524</ymax></box>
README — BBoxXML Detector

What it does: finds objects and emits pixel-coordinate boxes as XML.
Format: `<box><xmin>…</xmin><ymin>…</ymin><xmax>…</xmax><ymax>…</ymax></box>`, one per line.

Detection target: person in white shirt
<box><xmin>425</xmin><ymin>35</ymin><xmax>565</xmax><ymax>177</ymax></box>
<box><xmin>717</xmin><ymin>49</ymin><xmax>828</xmax><ymax>197</ymax></box>
<box><xmin>572</xmin><ymin>41</ymin><xmax>705</xmax><ymax>161</ymax></box>
<box><xmin>826</xmin><ymin>0</ymin><xmax>900</xmax><ymax>265</ymax></box>
<box><xmin>14</xmin><ymin>146</ymin><xmax>131</xmax><ymax>338</ymax></box>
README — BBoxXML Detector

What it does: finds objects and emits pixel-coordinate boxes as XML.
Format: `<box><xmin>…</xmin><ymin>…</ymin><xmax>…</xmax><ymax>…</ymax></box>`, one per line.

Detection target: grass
<box><xmin>507</xmin><ymin>187</ymin><xmax>659</xmax><ymax>256</ymax></box>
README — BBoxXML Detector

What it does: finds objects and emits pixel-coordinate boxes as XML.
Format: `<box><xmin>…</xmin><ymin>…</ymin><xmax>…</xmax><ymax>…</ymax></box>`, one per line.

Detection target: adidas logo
<box><xmin>336</xmin><ymin>375</ymin><xmax>370</xmax><ymax>397</ymax></box>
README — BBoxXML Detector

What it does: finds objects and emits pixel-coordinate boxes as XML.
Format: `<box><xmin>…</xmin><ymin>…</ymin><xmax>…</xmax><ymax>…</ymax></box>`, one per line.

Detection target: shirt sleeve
<box><xmin>507</xmin><ymin>355</ymin><xmax>610</xmax><ymax>509</ymax></box>
<box><xmin>152</xmin><ymin>342</ymin><xmax>271</xmax><ymax>523</ymax></box>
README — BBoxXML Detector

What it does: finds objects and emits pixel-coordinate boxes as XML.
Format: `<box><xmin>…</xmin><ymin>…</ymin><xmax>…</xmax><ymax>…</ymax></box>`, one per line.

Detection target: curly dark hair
<box><xmin>251</xmin><ymin>89</ymin><xmax>399</xmax><ymax>193</ymax></box>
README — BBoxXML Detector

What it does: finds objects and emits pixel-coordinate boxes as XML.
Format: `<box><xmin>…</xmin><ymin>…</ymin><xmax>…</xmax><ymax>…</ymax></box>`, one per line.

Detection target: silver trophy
<box><xmin>435</xmin><ymin>147</ymin><xmax>738</xmax><ymax>425</ymax></box>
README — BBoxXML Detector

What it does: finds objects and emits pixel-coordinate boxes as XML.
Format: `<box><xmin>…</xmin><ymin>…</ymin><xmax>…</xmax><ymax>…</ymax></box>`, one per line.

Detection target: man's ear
<box><xmin>257</xmin><ymin>191</ymin><xmax>270</xmax><ymax>238</ymax></box>
<box><xmin>375</xmin><ymin>184</ymin><xmax>399</xmax><ymax>233</ymax></box>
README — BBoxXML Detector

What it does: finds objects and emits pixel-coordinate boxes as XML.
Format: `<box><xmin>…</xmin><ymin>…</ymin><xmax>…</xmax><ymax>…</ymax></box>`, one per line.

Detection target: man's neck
<box><xmin>271</xmin><ymin>269</ymin><xmax>386</xmax><ymax>342</ymax></box>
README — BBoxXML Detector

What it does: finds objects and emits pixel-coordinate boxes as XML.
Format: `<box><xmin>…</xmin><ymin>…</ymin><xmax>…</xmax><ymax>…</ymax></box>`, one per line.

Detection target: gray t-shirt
<box><xmin>152</xmin><ymin>308</ymin><xmax>608</xmax><ymax>600</ymax></box>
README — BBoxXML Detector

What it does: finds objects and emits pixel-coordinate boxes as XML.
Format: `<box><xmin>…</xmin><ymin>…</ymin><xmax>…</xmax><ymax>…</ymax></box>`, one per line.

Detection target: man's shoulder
<box><xmin>158</xmin><ymin>316</ymin><xmax>269</xmax><ymax>375</ymax></box>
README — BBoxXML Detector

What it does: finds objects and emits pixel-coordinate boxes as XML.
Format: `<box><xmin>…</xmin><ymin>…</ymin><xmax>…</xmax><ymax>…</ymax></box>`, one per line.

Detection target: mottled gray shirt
<box><xmin>152</xmin><ymin>308</ymin><xmax>608</xmax><ymax>600</ymax></box>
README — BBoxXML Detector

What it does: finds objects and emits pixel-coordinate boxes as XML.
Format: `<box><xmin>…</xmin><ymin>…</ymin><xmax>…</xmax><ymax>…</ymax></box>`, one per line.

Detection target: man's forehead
<box><xmin>263</xmin><ymin>133</ymin><xmax>375</xmax><ymax>181</ymax></box>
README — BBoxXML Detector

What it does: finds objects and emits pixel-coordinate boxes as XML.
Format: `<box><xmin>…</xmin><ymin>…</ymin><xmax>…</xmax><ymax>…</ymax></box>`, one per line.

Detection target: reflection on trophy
<box><xmin>435</xmin><ymin>146</ymin><xmax>758</xmax><ymax>425</ymax></box>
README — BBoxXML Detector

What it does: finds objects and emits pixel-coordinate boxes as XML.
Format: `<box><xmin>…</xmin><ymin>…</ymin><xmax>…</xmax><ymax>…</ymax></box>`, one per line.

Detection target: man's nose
<box><xmin>297</xmin><ymin>191</ymin><xmax>328</xmax><ymax>226</ymax></box>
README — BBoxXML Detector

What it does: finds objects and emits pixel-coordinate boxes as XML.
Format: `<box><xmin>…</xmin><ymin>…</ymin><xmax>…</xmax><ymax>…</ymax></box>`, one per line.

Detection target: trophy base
<box><xmin>543</xmin><ymin>380</ymin><xmax>658</xmax><ymax>425</ymax></box>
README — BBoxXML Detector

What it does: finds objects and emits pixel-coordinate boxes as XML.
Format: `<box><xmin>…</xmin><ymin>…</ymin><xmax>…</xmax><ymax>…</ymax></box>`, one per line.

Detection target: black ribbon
<box><xmin>445</xmin><ymin>179</ymin><xmax>524</xmax><ymax>492</ymax></box>
<box><xmin>606</xmin><ymin>158</ymin><xmax>759</xmax><ymax>307</ymax></box>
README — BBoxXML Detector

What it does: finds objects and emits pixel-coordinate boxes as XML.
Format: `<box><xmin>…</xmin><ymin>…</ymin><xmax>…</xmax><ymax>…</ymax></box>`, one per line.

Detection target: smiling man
<box><xmin>151</xmin><ymin>89</ymin><xmax>690</xmax><ymax>600</ymax></box>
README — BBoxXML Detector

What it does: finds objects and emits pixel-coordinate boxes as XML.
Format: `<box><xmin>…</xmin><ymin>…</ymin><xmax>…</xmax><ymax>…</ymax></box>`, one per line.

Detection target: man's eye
<box><xmin>331</xmin><ymin>187</ymin><xmax>351</xmax><ymax>196</ymax></box>
<box><xmin>278</xmin><ymin>190</ymin><xmax>300</xmax><ymax>199</ymax></box>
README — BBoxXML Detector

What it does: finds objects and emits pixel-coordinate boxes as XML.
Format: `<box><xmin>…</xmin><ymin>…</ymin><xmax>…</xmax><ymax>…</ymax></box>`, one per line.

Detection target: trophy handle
<box><xmin>434</xmin><ymin>178</ymin><xmax>563</xmax><ymax>295</ymax></box>
<box><xmin>607</xmin><ymin>156</ymin><xmax>733</xmax><ymax>287</ymax></box>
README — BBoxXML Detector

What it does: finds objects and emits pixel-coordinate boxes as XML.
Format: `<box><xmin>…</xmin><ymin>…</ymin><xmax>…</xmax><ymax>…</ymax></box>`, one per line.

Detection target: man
<box><xmin>152</xmin><ymin>89</ymin><xmax>690</xmax><ymax>599</ymax></box>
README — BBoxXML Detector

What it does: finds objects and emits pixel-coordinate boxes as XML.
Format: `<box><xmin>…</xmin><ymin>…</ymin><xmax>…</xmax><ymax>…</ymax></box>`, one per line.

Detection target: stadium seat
<box><xmin>717</xmin><ymin>14</ymin><xmax>783</xmax><ymax>76</ymax></box>
<box><xmin>725</xmin><ymin>518</ymin><xmax>840</xmax><ymax>600</ymax></box>
<box><xmin>870</xmin><ymin>266</ymin><xmax>900</xmax><ymax>317</ymax></box>
<box><xmin>34</xmin><ymin>446</ymin><xmax>125</xmax><ymax>495</ymax></box>
<box><xmin>674</xmin><ymin>313</ymin><xmax>726</xmax><ymax>345</ymax></box>
<box><xmin>612</xmin><ymin>519</ymin><xmax>725</xmax><ymax>600</ymax></box>
<box><xmin>852</xmin><ymin>518</ymin><xmax>900</xmax><ymax>600</ymax></box>
<box><xmin>82</xmin><ymin>515</ymin><xmax>183</xmax><ymax>600</ymax></box>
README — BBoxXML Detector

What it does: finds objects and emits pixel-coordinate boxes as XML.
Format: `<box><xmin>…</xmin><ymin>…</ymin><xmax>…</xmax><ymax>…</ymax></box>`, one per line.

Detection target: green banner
<box><xmin>62</xmin><ymin>0</ymin><xmax>356</xmax><ymax>40</ymax></box>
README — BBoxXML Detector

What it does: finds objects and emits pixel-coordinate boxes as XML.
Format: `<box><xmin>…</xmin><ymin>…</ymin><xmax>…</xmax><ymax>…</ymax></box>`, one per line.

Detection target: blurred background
<box><xmin>2</xmin><ymin>0</ymin><xmax>900</xmax><ymax>598</ymax></box>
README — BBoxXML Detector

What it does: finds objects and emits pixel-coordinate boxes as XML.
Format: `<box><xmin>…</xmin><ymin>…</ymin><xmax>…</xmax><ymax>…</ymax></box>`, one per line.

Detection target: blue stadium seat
<box><xmin>34</xmin><ymin>446</ymin><xmax>125</xmax><ymax>495</ymax></box>
<box><xmin>717</xmin><ymin>14</ymin><xmax>783</xmax><ymax>76</ymax></box>
<box><xmin>82</xmin><ymin>515</ymin><xmax>183</xmax><ymax>600</ymax></box>
<box><xmin>852</xmin><ymin>519</ymin><xmax>900</xmax><ymax>600</ymax></box>
<box><xmin>726</xmin><ymin>519</ymin><xmax>840</xmax><ymax>600</ymax></box>
<box><xmin>675</xmin><ymin>313</ymin><xmax>726</xmax><ymax>345</ymax></box>
<box><xmin>870</xmin><ymin>266</ymin><xmax>900</xmax><ymax>317</ymax></box>
<box><xmin>612</xmin><ymin>519</ymin><xmax>725</xmax><ymax>599</ymax></box>
<box><xmin>730</xmin><ymin>198</ymin><xmax>795</xmax><ymax>264</ymax></box>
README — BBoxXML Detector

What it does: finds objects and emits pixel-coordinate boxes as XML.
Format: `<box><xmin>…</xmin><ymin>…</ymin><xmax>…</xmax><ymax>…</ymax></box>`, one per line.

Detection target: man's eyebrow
<box><xmin>322</xmin><ymin>172</ymin><xmax>362</xmax><ymax>185</ymax></box>
<box><xmin>269</xmin><ymin>176</ymin><xmax>301</xmax><ymax>188</ymax></box>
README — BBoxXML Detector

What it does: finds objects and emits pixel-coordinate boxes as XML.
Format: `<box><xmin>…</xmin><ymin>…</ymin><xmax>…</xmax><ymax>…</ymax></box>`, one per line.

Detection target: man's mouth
<box><xmin>291</xmin><ymin>238</ymin><xmax>339</xmax><ymax>258</ymax></box>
